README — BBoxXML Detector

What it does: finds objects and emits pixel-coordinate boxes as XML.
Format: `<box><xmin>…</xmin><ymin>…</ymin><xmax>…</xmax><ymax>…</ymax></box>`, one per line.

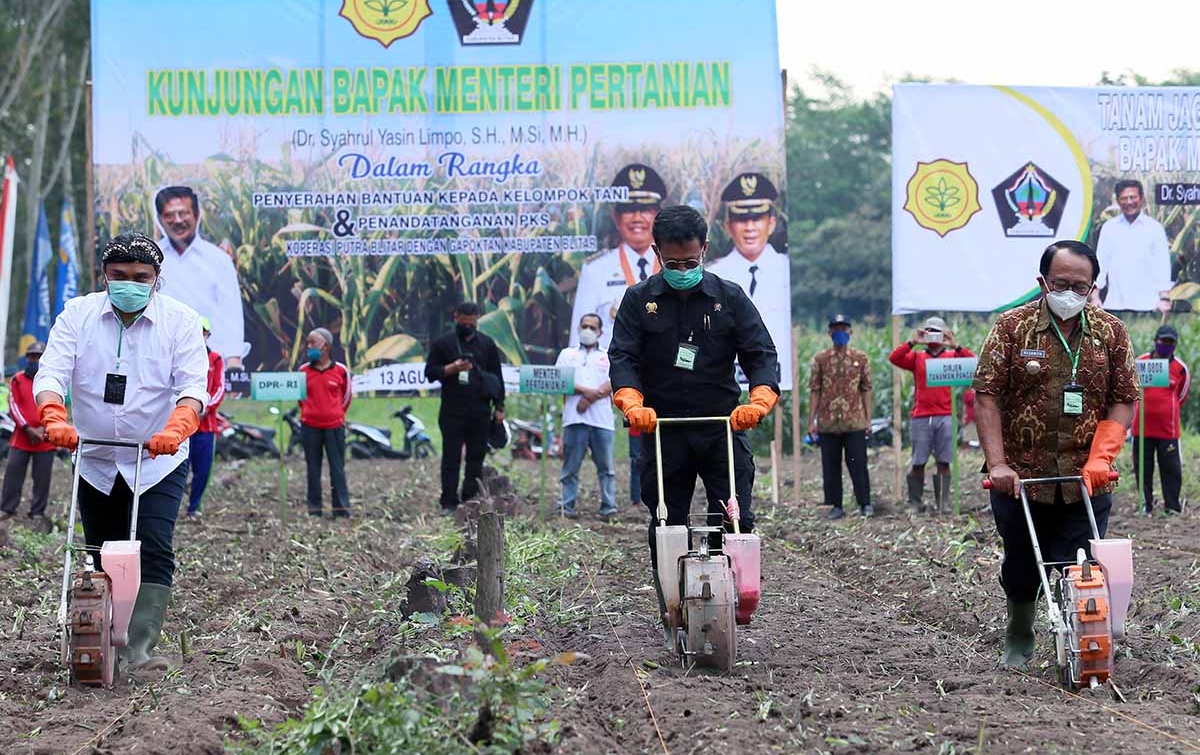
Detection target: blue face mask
<box><xmin>662</xmin><ymin>266</ymin><xmax>703</xmax><ymax>290</ymax></box>
<box><xmin>307</xmin><ymin>347</ymin><xmax>322</xmax><ymax>362</ymax></box>
<box><xmin>107</xmin><ymin>280</ymin><xmax>153</xmax><ymax>313</ymax></box>
<box><xmin>831</xmin><ymin>330</ymin><xmax>851</xmax><ymax>347</ymax></box>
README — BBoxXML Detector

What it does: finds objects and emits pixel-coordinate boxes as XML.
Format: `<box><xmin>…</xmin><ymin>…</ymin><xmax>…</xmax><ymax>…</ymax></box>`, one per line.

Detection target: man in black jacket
<box><xmin>609</xmin><ymin>205</ymin><xmax>779</xmax><ymax>565</ymax></box>
<box><xmin>425</xmin><ymin>301</ymin><xmax>506</xmax><ymax>514</ymax></box>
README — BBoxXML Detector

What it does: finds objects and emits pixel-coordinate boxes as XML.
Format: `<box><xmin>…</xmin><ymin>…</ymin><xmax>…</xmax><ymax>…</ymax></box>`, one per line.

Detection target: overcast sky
<box><xmin>776</xmin><ymin>0</ymin><xmax>1200</xmax><ymax>96</ymax></box>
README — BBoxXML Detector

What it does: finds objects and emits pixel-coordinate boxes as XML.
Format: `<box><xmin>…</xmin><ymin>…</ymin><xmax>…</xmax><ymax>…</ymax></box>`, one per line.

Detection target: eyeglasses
<box><xmin>660</xmin><ymin>257</ymin><xmax>702</xmax><ymax>271</ymax></box>
<box><xmin>1046</xmin><ymin>278</ymin><xmax>1094</xmax><ymax>297</ymax></box>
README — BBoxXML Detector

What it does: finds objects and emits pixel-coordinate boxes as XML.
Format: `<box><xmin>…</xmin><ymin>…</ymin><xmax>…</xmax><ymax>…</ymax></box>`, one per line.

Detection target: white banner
<box><xmin>892</xmin><ymin>84</ymin><xmax>1200</xmax><ymax>314</ymax></box>
<box><xmin>352</xmin><ymin>362</ymin><xmax>520</xmax><ymax>395</ymax></box>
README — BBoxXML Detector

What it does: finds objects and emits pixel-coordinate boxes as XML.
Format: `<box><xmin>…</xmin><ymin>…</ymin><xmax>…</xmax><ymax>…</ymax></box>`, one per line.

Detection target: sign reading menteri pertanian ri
<box><xmin>519</xmin><ymin>365</ymin><xmax>575</xmax><ymax>395</ymax></box>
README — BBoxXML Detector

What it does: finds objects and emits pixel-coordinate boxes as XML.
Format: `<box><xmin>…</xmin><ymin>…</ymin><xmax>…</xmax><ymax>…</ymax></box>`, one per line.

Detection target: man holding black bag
<box><xmin>426</xmin><ymin>302</ymin><xmax>505</xmax><ymax>515</ymax></box>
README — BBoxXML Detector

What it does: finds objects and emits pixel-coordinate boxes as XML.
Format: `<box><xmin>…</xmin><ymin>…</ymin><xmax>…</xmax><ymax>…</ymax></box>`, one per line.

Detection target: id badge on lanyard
<box><xmin>105</xmin><ymin>325</ymin><xmax>129</xmax><ymax>404</ymax></box>
<box><xmin>1062</xmin><ymin>383</ymin><xmax>1083</xmax><ymax>416</ymax></box>
<box><xmin>1049</xmin><ymin>312</ymin><xmax>1086</xmax><ymax>418</ymax></box>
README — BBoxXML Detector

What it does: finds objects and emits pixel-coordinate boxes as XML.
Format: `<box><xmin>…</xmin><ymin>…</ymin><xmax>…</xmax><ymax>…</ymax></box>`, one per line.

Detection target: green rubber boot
<box><xmin>120</xmin><ymin>583</ymin><xmax>172</xmax><ymax>675</ymax></box>
<box><xmin>907</xmin><ymin>474</ymin><xmax>925</xmax><ymax>514</ymax></box>
<box><xmin>1001</xmin><ymin>599</ymin><xmax>1037</xmax><ymax>668</ymax></box>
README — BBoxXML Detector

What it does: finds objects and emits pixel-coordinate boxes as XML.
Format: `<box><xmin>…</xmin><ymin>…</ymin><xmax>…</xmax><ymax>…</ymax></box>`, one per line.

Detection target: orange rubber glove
<box><xmin>730</xmin><ymin>385</ymin><xmax>779</xmax><ymax>431</ymax></box>
<box><xmin>613</xmin><ymin>387</ymin><xmax>657</xmax><ymax>434</ymax></box>
<box><xmin>38</xmin><ymin>401</ymin><xmax>78</xmax><ymax>451</ymax></box>
<box><xmin>148</xmin><ymin>405</ymin><xmax>202</xmax><ymax>458</ymax></box>
<box><xmin>1082</xmin><ymin>419</ymin><xmax>1125</xmax><ymax>494</ymax></box>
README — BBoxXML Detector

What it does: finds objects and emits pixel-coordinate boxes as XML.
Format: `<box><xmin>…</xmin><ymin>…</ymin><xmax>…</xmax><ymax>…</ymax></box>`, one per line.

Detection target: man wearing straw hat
<box><xmin>34</xmin><ymin>232</ymin><xmax>209</xmax><ymax>676</ymax></box>
<box><xmin>609</xmin><ymin>205</ymin><xmax>779</xmax><ymax>570</ymax></box>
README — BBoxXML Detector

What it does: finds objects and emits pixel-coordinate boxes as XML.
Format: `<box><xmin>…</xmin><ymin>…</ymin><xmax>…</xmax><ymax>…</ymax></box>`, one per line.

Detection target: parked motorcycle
<box><xmin>507</xmin><ymin>417</ymin><xmax>560</xmax><ymax>460</ymax></box>
<box><xmin>346</xmin><ymin>419</ymin><xmax>410</xmax><ymax>459</ymax></box>
<box><xmin>0</xmin><ymin>410</ymin><xmax>13</xmax><ymax>460</ymax></box>
<box><xmin>394</xmin><ymin>405</ymin><xmax>435</xmax><ymax>459</ymax></box>
<box><xmin>214</xmin><ymin>413</ymin><xmax>280</xmax><ymax>460</ymax></box>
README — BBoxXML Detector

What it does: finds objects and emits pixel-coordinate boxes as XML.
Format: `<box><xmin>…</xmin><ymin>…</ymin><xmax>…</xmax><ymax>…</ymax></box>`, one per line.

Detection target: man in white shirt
<box><xmin>570</xmin><ymin>163</ymin><xmax>667</xmax><ymax>349</ymax></box>
<box><xmin>555</xmin><ymin>313</ymin><xmax>616</xmax><ymax>520</ymax></box>
<box><xmin>1096</xmin><ymin>179</ymin><xmax>1172</xmax><ymax>311</ymax></box>
<box><xmin>36</xmin><ymin>232</ymin><xmax>209</xmax><ymax>677</ymax></box>
<box><xmin>706</xmin><ymin>172</ymin><xmax>790</xmax><ymax>384</ymax></box>
<box><xmin>155</xmin><ymin>186</ymin><xmax>246</xmax><ymax>366</ymax></box>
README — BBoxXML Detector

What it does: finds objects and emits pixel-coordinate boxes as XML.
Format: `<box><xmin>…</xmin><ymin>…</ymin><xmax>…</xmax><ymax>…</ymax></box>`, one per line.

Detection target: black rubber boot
<box><xmin>907</xmin><ymin>474</ymin><xmax>925</xmax><ymax>514</ymax></box>
<box><xmin>934</xmin><ymin>473</ymin><xmax>951</xmax><ymax>514</ymax></box>
<box><xmin>1001</xmin><ymin>599</ymin><xmax>1037</xmax><ymax>668</ymax></box>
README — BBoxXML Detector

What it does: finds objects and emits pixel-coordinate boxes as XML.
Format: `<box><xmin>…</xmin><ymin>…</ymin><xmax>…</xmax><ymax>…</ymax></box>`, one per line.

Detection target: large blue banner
<box><xmin>92</xmin><ymin>0</ymin><xmax>790</xmax><ymax>389</ymax></box>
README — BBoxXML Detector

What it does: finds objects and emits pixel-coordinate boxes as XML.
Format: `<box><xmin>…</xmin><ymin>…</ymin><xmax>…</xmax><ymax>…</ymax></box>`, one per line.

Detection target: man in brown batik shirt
<box><xmin>974</xmin><ymin>240</ymin><xmax>1138</xmax><ymax>669</ymax></box>
<box><xmin>809</xmin><ymin>314</ymin><xmax>874</xmax><ymax>520</ymax></box>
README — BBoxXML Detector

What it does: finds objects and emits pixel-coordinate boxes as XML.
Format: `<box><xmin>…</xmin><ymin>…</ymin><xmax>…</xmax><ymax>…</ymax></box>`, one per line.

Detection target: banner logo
<box><xmin>991</xmin><ymin>162</ymin><xmax>1069</xmax><ymax>237</ymax></box>
<box><xmin>339</xmin><ymin>0</ymin><xmax>433</xmax><ymax>48</ymax></box>
<box><xmin>903</xmin><ymin>159</ymin><xmax>982</xmax><ymax>238</ymax></box>
<box><xmin>448</xmin><ymin>0</ymin><xmax>534</xmax><ymax>45</ymax></box>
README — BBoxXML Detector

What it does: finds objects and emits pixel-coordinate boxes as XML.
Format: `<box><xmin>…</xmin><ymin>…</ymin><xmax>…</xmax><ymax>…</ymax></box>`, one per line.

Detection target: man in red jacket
<box><xmin>888</xmin><ymin>316</ymin><xmax>976</xmax><ymax>514</ymax></box>
<box><xmin>1133</xmin><ymin>324</ymin><xmax>1190</xmax><ymax>514</ymax></box>
<box><xmin>0</xmin><ymin>342</ymin><xmax>56</xmax><ymax>530</ymax></box>
<box><xmin>186</xmin><ymin>317</ymin><xmax>225</xmax><ymax>518</ymax></box>
<box><xmin>299</xmin><ymin>327</ymin><xmax>352</xmax><ymax>518</ymax></box>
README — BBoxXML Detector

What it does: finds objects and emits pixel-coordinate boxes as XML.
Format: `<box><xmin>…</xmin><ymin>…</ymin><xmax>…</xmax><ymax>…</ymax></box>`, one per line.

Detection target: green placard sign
<box><xmin>924</xmin><ymin>357</ymin><xmax>978</xmax><ymax>387</ymax></box>
<box><xmin>519</xmin><ymin>365</ymin><xmax>575</xmax><ymax>394</ymax></box>
<box><xmin>1136</xmin><ymin>359</ymin><xmax>1171</xmax><ymax>388</ymax></box>
<box><xmin>250</xmin><ymin>371</ymin><xmax>307</xmax><ymax>401</ymax></box>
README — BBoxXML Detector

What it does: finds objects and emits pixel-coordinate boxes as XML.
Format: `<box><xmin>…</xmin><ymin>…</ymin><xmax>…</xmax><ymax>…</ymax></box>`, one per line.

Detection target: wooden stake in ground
<box><xmin>891</xmin><ymin>315</ymin><xmax>903</xmax><ymax>502</ymax></box>
<box><xmin>790</xmin><ymin>324</ymin><xmax>801</xmax><ymax>507</ymax></box>
<box><xmin>475</xmin><ymin>510</ymin><xmax>505</xmax><ymax>647</ymax></box>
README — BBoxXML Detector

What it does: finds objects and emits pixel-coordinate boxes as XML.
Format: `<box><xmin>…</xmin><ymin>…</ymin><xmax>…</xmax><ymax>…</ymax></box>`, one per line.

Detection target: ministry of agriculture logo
<box><xmin>339</xmin><ymin>0</ymin><xmax>433</xmax><ymax>47</ymax></box>
<box><xmin>903</xmin><ymin>159</ymin><xmax>982</xmax><ymax>238</ymax></box>
<box><xmin>991</xmin><ymin>161</ymin><xmax>1069</xmax><ymax>238</ymax></box>
<box><xmin>447</xmin><ymin>0</ymin><xmax>534</xmax><ymax>45</ymax></box>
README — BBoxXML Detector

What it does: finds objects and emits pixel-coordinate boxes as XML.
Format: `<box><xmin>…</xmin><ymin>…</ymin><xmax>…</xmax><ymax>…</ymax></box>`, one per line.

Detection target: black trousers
<box><xmin>439</xmin><ymin>408</ymin><xmax>489</xmax><ymax>509</ymax></box>
<box><xmin>0</xmin><ymin>448</ymin><xmax>54</xmax><ymax>517</ymax></box>
<box><xmin>638</xmin><ymin>424</ymin><xmax>755</xmax><ymax>566</ymax></box>
<box><xmin>819</xmin><ymin>431</ymin><xmax>871</xmax><ymax>509</ymax></box>
<box><xmin>1132</xmin><ymin>436</ymin><xmax>1182</xmax><ymax>512</ymax></box>
<box><xmin>301</xmin><ymin>425</ymin><xmax>350</xmax><ymax>516</ymax></box>
<box><xmin>989</xmin><ymin>489</ymin><xmax>1111</xmax><ymax>603</ymax></box>
<box><xmin>79</xmin><ymin>462</ymin><xmax>188</xmax><ymax>587</ymax></box>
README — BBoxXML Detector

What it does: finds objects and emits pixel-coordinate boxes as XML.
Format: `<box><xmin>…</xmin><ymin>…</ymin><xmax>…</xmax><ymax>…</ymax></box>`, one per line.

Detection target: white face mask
<box><xmin>1045</xmin><ymin>289</ymin><xmax>1087</xmax><ymax>319</ymax></box>
<box><xmin>579</xmin><ymin>328</ymin><xmax>599</xmax><ymax>346</ymax></box>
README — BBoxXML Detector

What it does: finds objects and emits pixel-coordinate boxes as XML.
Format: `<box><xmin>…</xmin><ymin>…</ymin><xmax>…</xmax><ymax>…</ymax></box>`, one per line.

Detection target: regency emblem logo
<box><xmin>903</xmin><ymin>159</ymin><xmax>982</xmax><ymax>238</ymax></box>
<box><xmin>339</xmin><ymin>0</ymin><xmax>434</xmax><ymax>48</ymax></box>
<box><xmin>447</xmin><ymin>0</ymin><xmax>534</xmax><ymax>45</ymax></box>
<box><xmin>991</xmin><ymin>162</ymin><xmax>1069</xmax><ymax>237</ymax></box>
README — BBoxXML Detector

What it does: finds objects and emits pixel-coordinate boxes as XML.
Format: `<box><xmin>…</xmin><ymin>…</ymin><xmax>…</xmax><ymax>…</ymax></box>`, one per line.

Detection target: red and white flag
<box><xmin>0</xmin><ymin>156</ymin><xmax>19</xmax><ymax>360</ymax></box>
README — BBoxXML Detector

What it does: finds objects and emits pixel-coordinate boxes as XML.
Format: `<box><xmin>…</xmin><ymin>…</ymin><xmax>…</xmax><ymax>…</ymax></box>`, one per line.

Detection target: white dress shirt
<box><xmin>555</xmin><ymin>345</ymin><xmax>614</xmax><ymax>430</ymax></box>
<box><xmin>1096</xmin><ymin>212</ymin><xmax>1172</xmax><ymax>311</ymax></box>
<box><xmin>706</xmin><ymin>243</ymin><xmax>792</xmax><ymax>385</ymax></box>
<box><xmin>34</xmin><ymin>291</ymin><xmax>210</xmax><ymax>493</ymax></box>
<box><xmin>157</xmin><ymin>233</ymin><xmax>245</xmax><ymax>360</ymax></box>
<box><xmin>570</xmin><ymin>243</ymin><xmax>658</xmax><ymax>349</ymax></box>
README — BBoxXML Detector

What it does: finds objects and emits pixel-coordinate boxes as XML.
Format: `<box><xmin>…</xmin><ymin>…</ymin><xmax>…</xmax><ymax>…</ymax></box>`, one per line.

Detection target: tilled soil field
<box><xmin>1</xmin><ymin>448</ymin><xmax>1198</xmax><ymax>754</ymax></box>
